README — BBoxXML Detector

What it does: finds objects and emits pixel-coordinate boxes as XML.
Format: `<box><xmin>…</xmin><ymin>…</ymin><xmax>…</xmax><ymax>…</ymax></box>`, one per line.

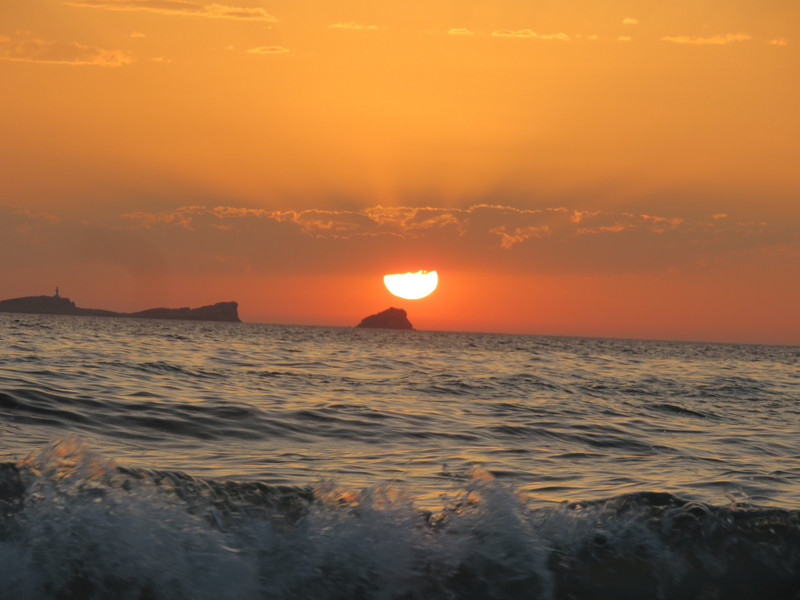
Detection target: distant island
<box><xmin>0</xmin><ymin>292</ymin><xmax>240</xmax><ymax>323</ymax></box>
<box><xmin>356</xmin><ymin>307</ymin><xmax>413</xmax><ymax>330</ymax></box>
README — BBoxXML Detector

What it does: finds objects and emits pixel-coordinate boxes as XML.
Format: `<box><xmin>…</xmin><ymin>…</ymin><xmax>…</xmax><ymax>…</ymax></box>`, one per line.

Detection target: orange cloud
<box><xmin>3</xmin><ymin>203</ymin><xmax>788</xmax><ymax>285</ymax></box>
<box><xmin>103</xmin><ymin>204</ymin><xmax>754</xmax><ymax>248</ymax></box>
<box><xmin>570</xmin><ymin>210</ymin><xmax>600</xmax><ymax>224</ymax></box>
<box><xmin>0</xmin><ymin>33</ymin><xmax>133</xmax><ymax>66</ymax></box>
<box><xmin>448</xmin><ymin>28</ymin><xmax>475</xmax><ymax>36</ymax></box>
<box><xmin>246</xmin><ymin>46</ymin><xmax>289</xmax><ymax>54</ymax></box>
<box><xmin>490</xmin><ymin>225</ymin><xmax>551</xmax><ymax>249</ymax></box>
<box><xmin>362</xmin><ymin>206</ymin><xmax>463</xmax><ymax>234</ymax></box>
<box><xmin>492</xmin><ymin>29</ymin><xmax>537</xmax><ymax>38</ymax></box>
<box><xmin>540</xmin><ymin>33</ymin><xmax>571</xmax><ymax>41</ymax></box>
<box><xmin>13</xmin><ymin>208</ymin><xmax>60</xmax><ymax>223</ymax></box>
<box><xmin>662</xmin><ymin>33</ymin><xmax>751</xmax><ymax>45</ymax></box>
<box><xmin>122</xmin><ymin>206</ymin><xmax>206</xmax><ymax>229</ymax></box>
<box><xmin>329</xmin><ymin>22</ymin><xmax>378</xmax><ymax>31</ymax></box>
<box><xmin>622</xmin><ymin>18</ymin><xmax>639</xmax><ymax>25</ymax></box>
<box><xmin>65</xmin><ymin>0</ymin><xmax>277</xmax><ymax>21</ymax></box>
<box><xmin>492</xmin><ymin>29</ymin><xmax>570</xmax><ymax>41</ymax></box>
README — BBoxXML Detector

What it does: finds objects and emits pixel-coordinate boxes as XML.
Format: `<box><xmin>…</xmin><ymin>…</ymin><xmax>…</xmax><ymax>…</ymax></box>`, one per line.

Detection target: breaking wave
<box><xmin>1</xmin><ymin>438</ymin><xmax>798</xmax><ymax>599</ymax></box>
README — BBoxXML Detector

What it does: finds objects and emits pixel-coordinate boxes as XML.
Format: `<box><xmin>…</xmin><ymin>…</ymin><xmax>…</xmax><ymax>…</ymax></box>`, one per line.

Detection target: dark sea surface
<box><xmin>1</xmin><ymin>313</ymin><xmax>799</xmax><ymax>599</ymax></box>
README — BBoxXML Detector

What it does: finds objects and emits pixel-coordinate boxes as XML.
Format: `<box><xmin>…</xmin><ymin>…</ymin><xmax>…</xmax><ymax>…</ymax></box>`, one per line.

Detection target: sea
<box><xmin>1</xmin><ymin>312</ymin><xmax>799</xmax><ymax>599</ymax></box>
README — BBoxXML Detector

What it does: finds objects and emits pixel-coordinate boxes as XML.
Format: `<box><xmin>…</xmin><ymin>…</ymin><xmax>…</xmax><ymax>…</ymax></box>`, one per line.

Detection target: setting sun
<box><xmin>383</xmin><ymin>271</ymin><xmax>439</xmax><ymax>300</ymax></box>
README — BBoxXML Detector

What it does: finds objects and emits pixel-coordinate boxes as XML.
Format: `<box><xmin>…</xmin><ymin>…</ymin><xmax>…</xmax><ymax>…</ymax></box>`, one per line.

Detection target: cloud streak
<box><xmin>662</xmin><ymin>33</ymin><xmax>751</xmax><ymax>45</ymax></box>
<box><xmin>247</xmin><ymin>46</ymin><xmax>289</xmax><ymax>54</ymax></box>
<box><xmin>492</xmin><ymin>29</ymin><xmax>571</xmax><ymax>41</ymax></box>
<box><xmin>329</xmin><ymin>22</ymin><xmax>378</xmax><ymax>31</ymax></box>
<box><xmin>0</xmin><ymin>33</ymin><xmax>133</xmax><ymax>66</ymax></box>
<box><xmin>65</xmin><ymin>0</ymin><xmax>277</xmax><ymax>22</ymax></box>
<box><xmin>448</xmin><ymin>28</ymin><xmax>475</xmax><ymax>36</ymax></box>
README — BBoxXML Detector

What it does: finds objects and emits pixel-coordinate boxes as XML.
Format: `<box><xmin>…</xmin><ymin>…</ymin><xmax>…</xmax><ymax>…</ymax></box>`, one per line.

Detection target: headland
<box><xmin>0</xmin><ymin>293</ymin><xmax>240</xmax><ymax>323</ymax></box>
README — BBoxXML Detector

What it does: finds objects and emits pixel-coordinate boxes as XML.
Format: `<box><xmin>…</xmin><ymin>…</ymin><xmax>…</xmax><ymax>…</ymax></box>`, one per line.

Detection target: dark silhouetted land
<box><xmin>356</xmin><ymin>307</ymin><xmax>413</xmax><ymax>330</ymax></box>
<box><xmin>0</xmin><ymin>294</ymin><xmax>240</xmax><ymax>322</ymax></box>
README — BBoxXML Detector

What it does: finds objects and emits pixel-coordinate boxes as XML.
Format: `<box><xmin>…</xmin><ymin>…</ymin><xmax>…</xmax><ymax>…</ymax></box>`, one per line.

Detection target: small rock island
<box><xmin>356</xmin><ymin>307</ymin><xmax>413</xmax><ymax>330</ymax></box>
<box><xmin>0</xmin><ymin>291</ymin><xmax>240</xmax><ymax>323</ymax></box>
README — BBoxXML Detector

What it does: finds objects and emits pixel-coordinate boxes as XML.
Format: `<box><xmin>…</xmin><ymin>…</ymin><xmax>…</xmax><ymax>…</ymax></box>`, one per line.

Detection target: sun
<box><xmin>384</xmin><ymin>271</ymin><xmax>438</xmax><ymax>300</ymax></box>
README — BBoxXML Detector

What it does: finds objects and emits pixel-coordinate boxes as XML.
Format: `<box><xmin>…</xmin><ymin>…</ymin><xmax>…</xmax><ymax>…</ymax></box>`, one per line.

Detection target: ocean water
<box><xmin>1</xmin><ymin>313</ymin><xmax>799</xmax><ymax>599</ymax></box>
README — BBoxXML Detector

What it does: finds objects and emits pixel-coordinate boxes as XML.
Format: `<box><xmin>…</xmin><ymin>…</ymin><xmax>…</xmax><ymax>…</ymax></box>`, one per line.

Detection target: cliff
<box><xmin>0</xmin><ymin>295</ymin><xmax>241</xmax><ymax>323</ymax></box>
<box><xmin>356</xmin><ymin>307</ymin><xmax>413</xmax><ymax>330</ymax></box>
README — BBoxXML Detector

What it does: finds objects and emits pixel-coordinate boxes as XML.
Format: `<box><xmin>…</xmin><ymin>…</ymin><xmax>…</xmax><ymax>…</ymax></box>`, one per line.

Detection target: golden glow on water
<box><xmin>3</xmin><ymin>314</ymin><xmax>800</xmax><ymax>509</ymax></box>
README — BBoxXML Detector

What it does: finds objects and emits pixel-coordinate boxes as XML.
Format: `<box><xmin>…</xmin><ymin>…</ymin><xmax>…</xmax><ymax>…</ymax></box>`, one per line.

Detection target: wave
<box><xmin>1</xmin><ymin>438</ymin><xmax>799</xmax><ymax>599</ymax></box>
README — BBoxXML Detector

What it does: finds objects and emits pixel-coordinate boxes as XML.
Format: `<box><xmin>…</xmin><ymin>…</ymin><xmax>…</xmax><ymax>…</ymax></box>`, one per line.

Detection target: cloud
<box><xmin>540</xmin><ymin>33</ymin><xmax>570</xmax><ymax>41</ymax></box>
<box><xmin>119</xmin><ymin>204</ymin><xmax>703</xmax><ymax>247</ymax></box>
<box><xmin>12</xmin><ymin>208</ymin><xmax>60</xmax><ymax>224</ymax></box>
<box><xmin>65</xmin><ymin>0</ymin><xmax>277</xmax><ymax>22</ymax></box>
<box><xmin>121</xmin><ymin>204</ymin><xmax>490</xmax><ymax>241</ymax></box>
<box><xmin>492</xmin><ymin>30</ymin><xmax>570</xmax><ymax>41</ymax></box>
<box><xmin>768</xmin><ymin>38</ymin><xmax>788</xmax><ymax>46</ymax></box>
<box><xmin>490</xmin><ymin>225</ymin><xmax>551</xmax><ymax>249</ymax></box>
<box><xmin>0</xmin><ymin>33</ymin><xmax>133</xmax><ymax>66</ymax></box>
<box><xmin>247</xmin><ymin>46</ymin><xmax>289</xmax><ymax>54</ymax></box>
<box><xmin>448</xmin><ymin>28</ymin><xmax>475</xmax><ymax>36</ymax></box>
<box><xmin>5</xmin><ymin>203</ymin><xmax>792</xmax><ymax>281</ymax></box>
<box><xmin>363</xmin><ymin>206</ymin><xmax>464</xmax><ymax>235</ymax></box>
<box><xmin>130</xmin><ymin>31</ymin><xmax>147</xmax><ymax>38</ymax></box>
<box><xmin>617</xmin><ymin>36</ymin><xmax>632</xmax><ymax>42</ymax></box>
<box><xmin>662</xmin><ymin>32</ymin><xmax>751</xmax><ymax>45</ymax></box>
<box><xmin>492</xmin><ymin>29</ymin><xmax>536</xmax><ymax>38</ymax></box>
<box><xmin>622</xmin><ymin>18</ymin><xmax>639</xmax><ymax>26</ymax></box>
<box><xmin>329</xmin><ymin>22</ymin><xmax>378</xmax><ymax>31</ymax></box>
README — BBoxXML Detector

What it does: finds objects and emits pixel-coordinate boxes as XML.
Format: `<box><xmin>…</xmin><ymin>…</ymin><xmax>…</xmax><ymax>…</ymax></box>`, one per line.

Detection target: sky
<box><xmin>1</xmin><ymin>0</ymin><xmax>798</xmax><ymax>345</ymax></box>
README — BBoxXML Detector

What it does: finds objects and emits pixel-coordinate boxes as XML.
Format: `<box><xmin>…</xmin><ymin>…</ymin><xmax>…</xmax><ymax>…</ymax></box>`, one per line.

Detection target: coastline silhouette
<box><xmin>0</xmin><ymin>292</ymin><xmax>240</xmax><ymax>322</ymax></box>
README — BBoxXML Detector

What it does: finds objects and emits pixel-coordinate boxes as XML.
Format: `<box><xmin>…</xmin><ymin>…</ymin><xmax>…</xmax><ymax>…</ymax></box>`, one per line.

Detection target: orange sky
<box><xmin>1</xmin><ymin>0</ymin><xmax>798</xmax><ymax>344</ymax></box>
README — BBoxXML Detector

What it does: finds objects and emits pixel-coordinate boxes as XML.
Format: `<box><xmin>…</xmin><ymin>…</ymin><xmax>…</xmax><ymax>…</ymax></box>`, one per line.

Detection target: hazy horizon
<box><xmin>2</xmin><ymin>290</ymin><xmax>798</xmax><ymax>348</ymax></box>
